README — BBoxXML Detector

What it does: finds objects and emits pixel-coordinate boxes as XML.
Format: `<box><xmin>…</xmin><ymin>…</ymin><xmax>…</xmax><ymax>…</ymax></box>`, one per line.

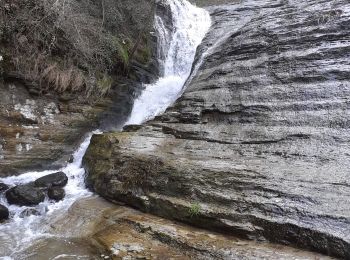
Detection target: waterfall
<box><xmin>125</xmin><ymin>0</ymin><xmax>211</xmax><ymax>125</ymax></box>
<box><xmin>0</xmin><ymin>0</ymin><xmax>210</xmax><ymax>258</ymax></box>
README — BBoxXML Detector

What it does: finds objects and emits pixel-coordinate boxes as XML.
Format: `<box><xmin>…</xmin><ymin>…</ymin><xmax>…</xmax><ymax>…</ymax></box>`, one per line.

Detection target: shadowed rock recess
<box><xmin>84</xmin><ymin>0</ymin><xmax>350</xmax><ymax>258</ymax></box>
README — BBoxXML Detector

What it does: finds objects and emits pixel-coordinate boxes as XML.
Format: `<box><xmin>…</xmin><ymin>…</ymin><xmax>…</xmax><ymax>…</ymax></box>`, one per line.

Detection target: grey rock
<box><xmin>122</xmin><ymin>124</ymin><xmax>143</xmax><ymax>132</ymax></box>
<box><xmin>84</xmin><ymin>0</ymin><xmax>350</xmax><ymax>258</ymax></box>
<box><xmin>188</xmin><ymin>0</ymin><xmax>239</xmax><ymax>7</ymax></box>
<box><xmin>6</xmin><ymin>184</ymin><xmax>45</xmax><ymax>206</ymax></box>
<box><xmin>0</xmin><ymin>204</ymin><xmax>9</xmax><ymax>221</ymax></box>
<box><xmin>19</xmin><ymin>208</ymin><xmax>41</xmax><ymax>218</ymax></box>
<box><xmin>34</xmin><ymin>172</ymin><xmax>68</xmax><ymax>188</ymax></box>
<box><xmin>0</xmin><ymin>183</ymin><xmax>9</xmax><ymax>193</ymax></box>
<box><xmin>48</xmin><ymin>187</ymin><xmax>65</xmax><ymax>202</ymax></box>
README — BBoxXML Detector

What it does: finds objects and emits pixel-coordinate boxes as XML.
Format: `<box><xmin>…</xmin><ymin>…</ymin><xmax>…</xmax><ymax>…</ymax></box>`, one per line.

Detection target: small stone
<box><xmin>68</xmin><ymin>155</ymin><xmax>74</xmax><ymax>163</ymax></box>
<box><xmin>19</xmin><ymin>208</ymin><xmax>41</xmax><ymax>218</ymax></box>
<box><xmin>48</xmin><ymin>187</ymin><xmax>65</xmax><ymax>201</ymax></box>
<box><xmin>123</xmin><ymin>124</ymin><xmax>142</xmax><ymax>132</ymax></box>
<box><xmin>0</xmin><ymin>204</ymin><xmax>9</xmax><ymax>221</ymax></box>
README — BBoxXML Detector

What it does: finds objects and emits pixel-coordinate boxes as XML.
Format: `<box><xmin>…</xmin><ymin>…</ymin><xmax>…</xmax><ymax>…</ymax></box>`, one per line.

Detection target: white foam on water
<box><xmin>0</xmin><ymin>132</ymin><xmax>96</xmax><ymax>257</ymax></box>
<box><xmin>0</xmin><ymin>0</ymin><xmax>211</xmax><ymax>257</ymax></box>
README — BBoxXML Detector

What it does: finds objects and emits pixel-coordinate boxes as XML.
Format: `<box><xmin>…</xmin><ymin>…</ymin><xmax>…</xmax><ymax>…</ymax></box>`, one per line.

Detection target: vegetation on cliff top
<box><xmin>0</xmin><ymin>0</ymin><xmax>154</xmax><ymax>98</ymax></box>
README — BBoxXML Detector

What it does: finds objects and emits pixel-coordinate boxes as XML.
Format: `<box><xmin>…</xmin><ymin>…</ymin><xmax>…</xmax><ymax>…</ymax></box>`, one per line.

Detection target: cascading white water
<box><xmin>0</xmin><ymin>0</ymin><xmax>210</xmax><ymax>258</ymax></box>
<box><xmin>0</xmin><ymin>133</ymin><xmax>96</xmax><ymax>257</ymax></box>
<box><xmin>126</xmin><ymin>0</ymin><xmax>211</xmax><ymax>125</ymax></box>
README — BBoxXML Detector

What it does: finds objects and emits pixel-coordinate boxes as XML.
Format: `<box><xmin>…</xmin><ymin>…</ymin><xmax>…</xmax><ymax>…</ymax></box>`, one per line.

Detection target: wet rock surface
<box><xmin>84</xmin><ymin>0</ymin><xmax>350</xmax><ymax>258</ymax></box>
<box><xmin>11</xmin><ymin>237</ymin><xmax>102</xmax><ymax>260</ymax></box>
<box><xmin>0</xmin><ymin>183</ymin><xmax>9</xmax><ymax>193</ymax></box>
<box><xmin>19</xmin><ymin>208</ymin><xmax>41</xmax><ymax>218</ymax></box>
<box><xmin>5</xmin><ymin>172</ymin><xmax>69</xmax><ymax>206</ymax></box>
<box><xmin>0</xmin><ymin>204</ymin><xmax>9</xmax><ymax>221</ymax></box>
<box><xmin>5</xmin><ymin>184</ymin><xmax>45</xmax><ymax>206</ymax></box>
<box><xmin>48</xmin><ymin>187</ymin><xmax>65</xmax><ymax>202</ymax></box>
<box><xmin>189</xmin><ymin>0</ymin><xmax>238</xmax><ymax>7</ymax></box>
<box><xmin>34</xmin><ymin>172</ymin><xmax>68</xmax><ymax>188</ymax></box>
<box><xmin>48</xmin><ymin>197</ymin><xmax>332</xmax><ymax>260</ymax></box>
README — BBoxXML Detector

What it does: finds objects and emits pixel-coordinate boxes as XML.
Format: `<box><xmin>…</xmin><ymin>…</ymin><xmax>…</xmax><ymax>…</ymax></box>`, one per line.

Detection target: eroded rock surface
<box><xmin>84</xmin><ymin>0</ymin><xmax>350</xmax><ymax>258</ymax></box>
<box><xmin>34</xmin><ymin>172</ymin><xmax>68</xmax><ymax>188</ymax></box>
<box><xmin>5</xmin><ymin>183</ymin><xmax>45</xmax><ymax>206</ymax></box>
<box><xmin>0</xmin><ymin>204</ymin><xmax>9</xmax><ymax>221</ymax></box>
<box><xmin>48</xmin><ymin>197</ymin><xmax>333</xmax><ymax>260</ymax></box>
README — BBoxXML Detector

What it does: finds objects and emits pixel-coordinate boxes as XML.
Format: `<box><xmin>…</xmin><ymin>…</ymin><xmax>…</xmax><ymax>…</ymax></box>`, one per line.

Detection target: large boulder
<box><xmin>84</xmin><ymin>0</ymin><xmax>350</xmax><ymax>258</ymax></box>
<box><xmin>6</xmin><ymin>184</ymin><xmax>45</xmax><ymax>206</ymax></box>
<box><xmin>0</xmin><ymin>204</ymin><xmax>9</xmax><ymax>221</ymax></box>
<box><xmin>48</xmin><ymin>187</ymin><xmax>65</xmax><ymax>202</ymax></box>
<box><xmin>34</xmin><ymin>172</ymin><xmax>68</xmax><ymax>188</ymax></box>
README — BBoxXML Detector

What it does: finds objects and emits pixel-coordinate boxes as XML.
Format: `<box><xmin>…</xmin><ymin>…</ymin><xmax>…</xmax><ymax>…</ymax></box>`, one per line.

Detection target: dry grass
<box><xmin>0</xmin><ymin>0</ymin><xmax>112</xmax><ymax>96</ymax></box>
<box><xmin>42</xmin><ymin>63</ymin><xmax>86</xmax><ymax>93</ymax></box>
<box><xmin>0</xmin><ymin>0</ymin><xmax>154</xmax><ymax>98</ymax></box>
<box><xmin>11</xmin><ymin>53</ymin><xmax>87</xmax><ymax>94</ymax></box>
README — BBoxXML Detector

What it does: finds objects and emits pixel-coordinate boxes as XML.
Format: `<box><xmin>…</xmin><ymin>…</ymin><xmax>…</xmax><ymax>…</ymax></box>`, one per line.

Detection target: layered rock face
<box><xmin>84</xmin><ymin>0</ymin><xmax>350</xmax><ymax>258</ymax></box>
<box><xmin>36</xmin><ymin>197</ymin><xmax>330</xmax><ymax>260</ymax></box>
<box><xmin>189</xmin><ymin>0</ymin><xmax>238</xmax><ymax>7</ymax></box>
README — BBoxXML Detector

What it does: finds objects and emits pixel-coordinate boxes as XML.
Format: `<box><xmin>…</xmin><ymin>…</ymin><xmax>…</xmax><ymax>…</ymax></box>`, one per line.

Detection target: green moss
<box><xmin>117</xmin><ymin>42</ymin><xmax>129</xmax><ymax>66</ymax></box>
<box><xmin>112</xmin><ymin>36</ymin><xmax>130</xmax><ymax>67</ymax></box>
<box><xmin>97</xmin><ymin>74</ymin><xmax>113</xmax><ymax>96</ymax></box>
<box><xmin>188</xmin><ymin>203</ymin><xmax>201</xmax><ymax>218</ymax></box>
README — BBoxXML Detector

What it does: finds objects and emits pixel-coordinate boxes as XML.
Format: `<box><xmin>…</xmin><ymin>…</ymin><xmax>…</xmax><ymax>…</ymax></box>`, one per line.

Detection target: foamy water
<box><xmin>0</xmin><ymin>132</ymin><xmax>97</xmax><ymax>257</ymax></box>
<box><xmin>126</xmin><ymin>0</ymin><xmax>211</xmax><ymax>125</ymax></box>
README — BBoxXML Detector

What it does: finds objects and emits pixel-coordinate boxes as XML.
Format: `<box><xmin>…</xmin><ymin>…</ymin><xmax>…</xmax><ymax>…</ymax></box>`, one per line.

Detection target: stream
<box><xmin>0</xmin><ymin>0</ymin><xmax>211</xmax><ymax>258</ymax></box>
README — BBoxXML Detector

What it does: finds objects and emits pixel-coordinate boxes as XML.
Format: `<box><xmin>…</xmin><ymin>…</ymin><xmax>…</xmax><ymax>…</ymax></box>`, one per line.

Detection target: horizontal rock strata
<box><xmin>49</xmin><ymin>197</ymin><xmax>332</xmax><ymax>259</ymax></box>
<box><xmin>84</xmin><ymin>0</ymin><xmax>350</xmax><ymax>258</ymax></box>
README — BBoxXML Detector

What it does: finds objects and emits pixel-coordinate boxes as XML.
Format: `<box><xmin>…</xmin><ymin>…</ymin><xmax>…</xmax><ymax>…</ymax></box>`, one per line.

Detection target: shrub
<box><xmin>0</xmin><ymin>0</ymin><xmax>154</xmax><ymax>98</ymax></box>
<box><xmin>97</xmin><ymin>73</ymin><xmax>113</xmax><ymax>97</ymax></box>
<box><xmin>189</xmin><ymin>203</ymin><xmax>201</xmax><ymax>218</ymax></box>
<box><xmin>112</xmin><ymin>36</ymin><xmax>130</xmax><ymax>68</ymax></box>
